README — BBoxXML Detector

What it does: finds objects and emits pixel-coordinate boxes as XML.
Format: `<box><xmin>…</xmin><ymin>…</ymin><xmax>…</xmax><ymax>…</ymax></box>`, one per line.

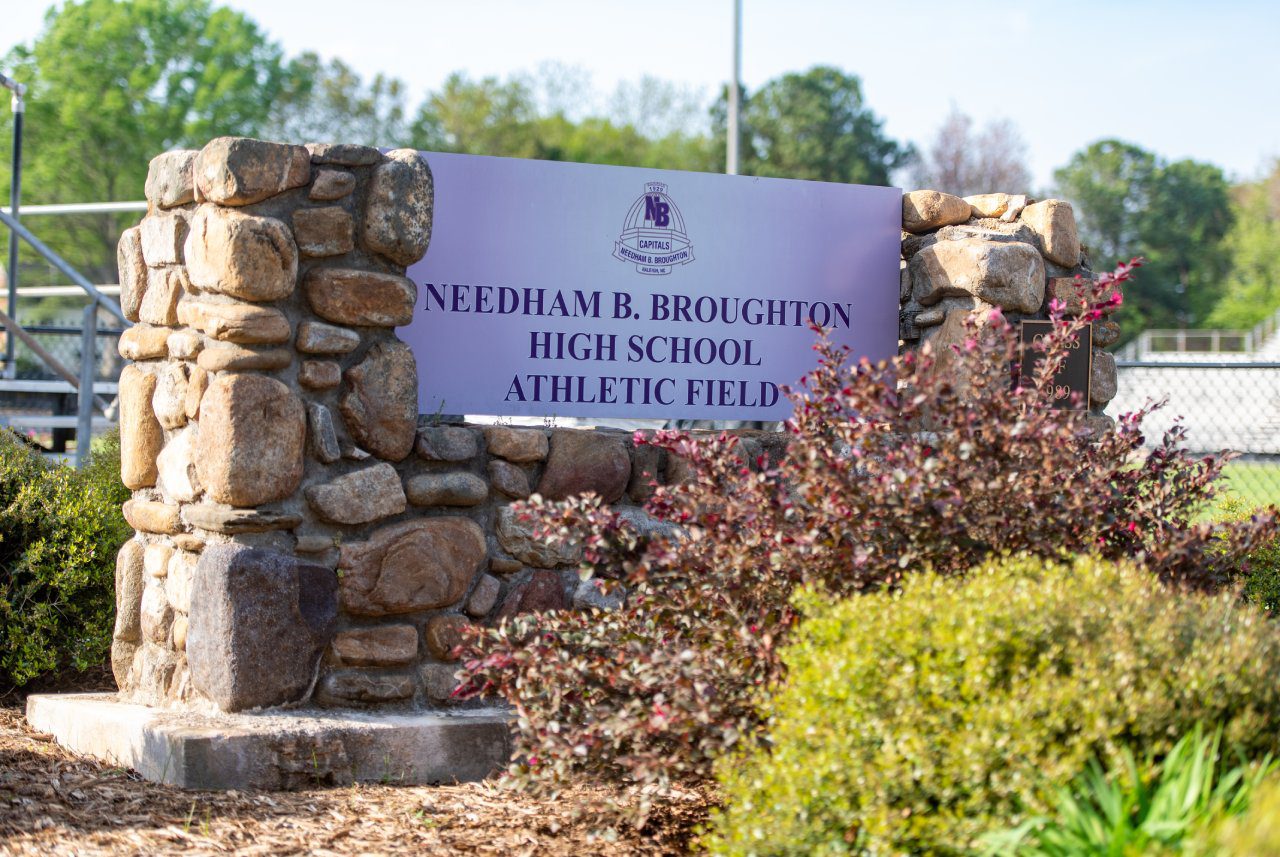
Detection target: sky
<box><xmin>5</xmin><ymin>0</ymin><xmax>1280</xmax><ymax>189</ymax></box>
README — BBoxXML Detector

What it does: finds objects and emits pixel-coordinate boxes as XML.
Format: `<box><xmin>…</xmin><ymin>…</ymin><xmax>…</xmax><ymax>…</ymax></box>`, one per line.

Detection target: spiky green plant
<box><xmin>983</xmin><ymin>725</ymin><xmax>1275</xmax><ymax>856</ymax></box>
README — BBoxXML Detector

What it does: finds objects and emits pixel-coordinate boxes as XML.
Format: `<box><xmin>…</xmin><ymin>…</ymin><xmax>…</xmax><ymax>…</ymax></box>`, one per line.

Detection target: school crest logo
<box><xmin>613</xmin><ymin>182</ymin><xmax>694</xmax><ymax>275</ymax></box>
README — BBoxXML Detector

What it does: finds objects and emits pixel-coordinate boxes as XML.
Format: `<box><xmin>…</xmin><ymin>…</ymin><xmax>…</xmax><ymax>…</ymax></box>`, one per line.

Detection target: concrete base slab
<box><xmin>26</xmin><ymin>693</ymin><xmax>512</xmax><ymax>790</ymax></box>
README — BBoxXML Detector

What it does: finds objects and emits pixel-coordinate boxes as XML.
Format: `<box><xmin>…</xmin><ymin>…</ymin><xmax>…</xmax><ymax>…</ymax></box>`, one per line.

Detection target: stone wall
<box><xmin>111</xmin><ymin>138</ymin><xmax>1117</xmax><ymax>714</ymax></box>
<box><xmin>112</xmin><ymin>136</ymin><xmax>791</xmax><ymax>713</ymax></box>
<box><xmin>898</xmin><ymin>190</ymin><xmax>1118</xmax><ymax>428</ymax></box>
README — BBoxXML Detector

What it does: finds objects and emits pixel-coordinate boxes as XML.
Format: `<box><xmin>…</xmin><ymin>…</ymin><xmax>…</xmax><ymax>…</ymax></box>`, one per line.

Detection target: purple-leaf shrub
<box><xmin>456</xmin><ymin>259</ymin><xmax>1276</xmax><ymax>808</ymax></box>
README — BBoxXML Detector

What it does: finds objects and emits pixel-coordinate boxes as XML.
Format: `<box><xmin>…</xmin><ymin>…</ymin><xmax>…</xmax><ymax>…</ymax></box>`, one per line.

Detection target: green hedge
<box><xmin>706</xmin><ymin>555</ymin><xmax>1280</xmax><ymax>856</ymax></box>
<box><xmin>1219</xmin><ymin>497</ymin><xmax>1280</xmax><ymax>612</ymax></box>
<box><xmin>0</xmin><ymin>429</ymin><xmax>130</xmax><ymax>687</ymax></box>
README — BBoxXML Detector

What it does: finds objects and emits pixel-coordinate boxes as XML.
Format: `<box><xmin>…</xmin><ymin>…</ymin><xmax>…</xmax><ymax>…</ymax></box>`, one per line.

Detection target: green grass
<box><xmin>1221</xmin><ymin>462</ymin><xmax>1280</xmax><ymax>509</ymax></box>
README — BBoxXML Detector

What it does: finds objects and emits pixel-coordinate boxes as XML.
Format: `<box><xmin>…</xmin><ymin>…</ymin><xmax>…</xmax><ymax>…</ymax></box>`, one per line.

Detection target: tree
<box><xmin>607</xmin><ymin>74</ymin><xmax>709</xmax><ymax>141</ymax></box>
<box><xmin>1054</xmin><ymin>139</ymin><xmax>1158</xmax><ymax>270</ymax></box>
<box><xmin>1141</xmin><ymin>158</ymin><xmax>1234</xmax><ymax>326</ymax></box>
<box><xmin>1206</xmin><ymin>162</ymin><xmax>1280</xmax><ymax>329</ymax></box>
<box><xmin>526</xmin><ymin>115</ymin><xmax>713</xmax><ymax>170</ymax></box>
<box><xmin>0</xmin><ymin>0</ymin><xmax>291</xmax><ymax>284</ymax></box>
<box><xmin>1055</xmin><ymin>140</ymin><xmax>1233</xmax><ymax>332</ymax></box>
<box><xmin>409</xmin><ymin>70</ymin><xmax>715</xmax><ymax>172</ymax></box>
<box><xmin>409</xmin><ymin>71</ymin><xmax>540</xmax><ymax>157</ymax></box>
<box><xmin>908</xmin><ymin>107</ymin><xmax>1033</xmax><ymax>197</ymax></box>
<box><xmin>412</xmin><ymin>66</ymin><xmax>905</xmax><ymax>181</ymax></box>
<box><xmin>716</xmin><ymin>66</ymin><xmax>910</xmax><ymax>185</ymax></box>
<box><xmin>263</xmin><ymin>53</ymin><xmax>409</xmax><ymax>147</ymax></box>
<box><xmin>520</xmin><ymin>61</ymin><xmax>596</xmax><ymax>121</ymax></box>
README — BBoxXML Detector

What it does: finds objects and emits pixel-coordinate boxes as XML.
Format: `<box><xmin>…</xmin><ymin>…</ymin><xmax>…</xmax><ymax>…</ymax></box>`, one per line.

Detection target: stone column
<box><xmin>112</xmin><ymin>138</ymin><xmax>441</xmax><ymax>711</ymax></box>
<box><xmin>898</xmin><ymin>189</ymin><xmax>1119</xmax><ymax>431</ymax></box>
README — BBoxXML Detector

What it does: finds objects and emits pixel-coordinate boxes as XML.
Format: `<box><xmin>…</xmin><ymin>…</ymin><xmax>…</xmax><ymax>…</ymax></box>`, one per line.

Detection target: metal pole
<box><xmin>76</xmin><ymin>304</ymin><xmax>95</xmax><ymax>468</ymax></box>
<box><xmin>2</xmin><ymin>73</ymin><xmax>25</xmax><ymax>378</ymax></box>
<box><xmin>726</xmin><ymin>0</ymin><xmax>741</xmax><ymax>175</ymax></box>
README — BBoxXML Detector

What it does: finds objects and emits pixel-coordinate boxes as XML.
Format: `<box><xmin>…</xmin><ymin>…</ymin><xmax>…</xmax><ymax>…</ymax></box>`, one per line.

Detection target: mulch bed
<box><xmin>0</xmin><ymin>670</ymin><xmax>710</xmax><ymax>856</ymax></box>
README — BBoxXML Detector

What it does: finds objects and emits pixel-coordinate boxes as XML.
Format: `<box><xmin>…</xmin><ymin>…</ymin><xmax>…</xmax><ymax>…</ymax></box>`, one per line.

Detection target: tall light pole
<box><xmin>0</xmin><ymin>71</ymin><xmax>25</xmax><ymax>379</ymax></box>
<box><xmin>726</xmin><ymin>0</ymin><xmax>741</xmax><ymax>175</ymax></box>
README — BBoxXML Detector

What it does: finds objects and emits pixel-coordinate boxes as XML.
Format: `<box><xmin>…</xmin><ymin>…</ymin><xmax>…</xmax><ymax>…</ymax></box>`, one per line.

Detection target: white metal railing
<box><xmin>1118</xmin><ymin>304</ymin><xmax>1280</xmax><ymax>361</ymax></box>
<box><xmin>9</xmin><ymin>284</ymin><xmax>121</xmax><ymax>298</ymax></box>
<box><xmin>1249</xmin><ymin>305</ymin><xmax>1280</xmax><ymax>353</ymax></box>
<box><xmin>0</xmin><ymin>201</ymin><xmax>147</xmax><ymax>216</ymax></box>
<box><xmin>1119</xmin><ymin>328</ymin><xmax>1253</xmax><ymax>360</ymax></box>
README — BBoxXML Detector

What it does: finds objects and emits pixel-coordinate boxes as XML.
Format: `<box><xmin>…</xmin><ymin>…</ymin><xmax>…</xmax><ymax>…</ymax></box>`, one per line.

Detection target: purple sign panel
<box><xmin>402</xmin><ymin>152</ymin><xmax>901</xmax><ymax>421</ymax></box>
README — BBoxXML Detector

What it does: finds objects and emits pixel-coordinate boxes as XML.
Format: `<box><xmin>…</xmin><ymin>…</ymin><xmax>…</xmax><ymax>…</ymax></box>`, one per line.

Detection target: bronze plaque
<box><xmin>1018</xmin><ymin>321</ymin><xmax>1092</xmax><ymax>410</ymax></box>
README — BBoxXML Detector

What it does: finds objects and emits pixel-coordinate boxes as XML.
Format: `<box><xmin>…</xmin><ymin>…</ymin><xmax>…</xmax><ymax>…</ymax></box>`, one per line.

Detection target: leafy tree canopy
<box><xmin>408</xmin><ymin>71</ymin><xmax>717</xmax><ymax>171</ymax></box>
<box><xmin>3</xmin><ymin>0</ymin><xmax>289</xmax><ymax>201</ymax></box>
<box><xmin>263</xmin><ymin>53</ymin><xmax>409</xmax><ymax>147</ymax></box>
<box><xmin>1054</xmin><ymin>139</ymin><xmax>1159</xmax><ymax>271</ymax></box>
<box><xmin>1056</xmin><ymin>139</ymin><xmax>1233</xmax><ymax>332</ymax></box>
<box><xmin>713</xmin><ymin>66</ymin><xmax>910</xmax><ymax>185</ymax></box>
<box><xmin>1</xmin><ymin>0</ymin><xmax>291</xmax><ymax>280</ymax></box>
<box><xmin>1206</xmin><ymin>161</ymin><xmax>1280</xmax><ymax>330</ymax></box>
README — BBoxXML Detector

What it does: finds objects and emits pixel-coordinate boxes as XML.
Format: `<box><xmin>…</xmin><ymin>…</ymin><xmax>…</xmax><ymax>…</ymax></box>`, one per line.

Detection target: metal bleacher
<box><xmin>0</xmin><ymin>201</ymin><xmax>141</xmax><ymax>465</ymax></box>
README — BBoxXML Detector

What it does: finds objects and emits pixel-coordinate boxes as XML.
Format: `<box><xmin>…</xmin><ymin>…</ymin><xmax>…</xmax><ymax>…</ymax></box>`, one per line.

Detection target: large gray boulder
<box><xmin>337</xmin><ymin>518</ymin><xmax>486</xmax><ymax>616</ymax></box>
<box><xmin>536</xmin><ymin>430</ymin><xmax>631</xmax><ymax>502</ymax></box>
<box><xmin>340</xmin><ymin>340</ymin><xmax>418</xmax><ymax>462</ymax></box>
<box><xmin>1020</xmin><ymin>199</ymin><xmax>1081</xmax><ymax>267</ymax></box>
<box><xmin>910</xmin><ymin>237</ymin><xmax>1046</xmax><ymax>314</ymax></box>
<box><xmin>902</xmin><ymin>190</ymin><xmax>971</xmax><ymax>234</ymax></box>
<box><xmin>184</xmin><ymin>205</ymin><xmax>298</xmax><ymax>301</ymax></box>
<box><xmin>363</xmin><ymin>148</ymin><xmax>433</xmax><ymax>265</ymax></box>
<box><xmin>195</xmin><ymin>373</ymin><xmax>306</xmax><ymax>507</ymax></box>
<box><xmin>187</xmin><ymin>545</ymin><xmax>338</xmax><ymax>712</ymax></box>
<box><xmin>193</xmin><ymin>137</ymin><xmax>310</xmax><ymax>206</ymax></box>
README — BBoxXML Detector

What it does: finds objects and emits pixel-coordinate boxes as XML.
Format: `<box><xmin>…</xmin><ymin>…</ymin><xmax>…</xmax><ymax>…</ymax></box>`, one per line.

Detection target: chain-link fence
<box><xmin>1110</xmin><ymin>360</ymin><xmax>1280</xmax><ymax>506</ymax></box>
